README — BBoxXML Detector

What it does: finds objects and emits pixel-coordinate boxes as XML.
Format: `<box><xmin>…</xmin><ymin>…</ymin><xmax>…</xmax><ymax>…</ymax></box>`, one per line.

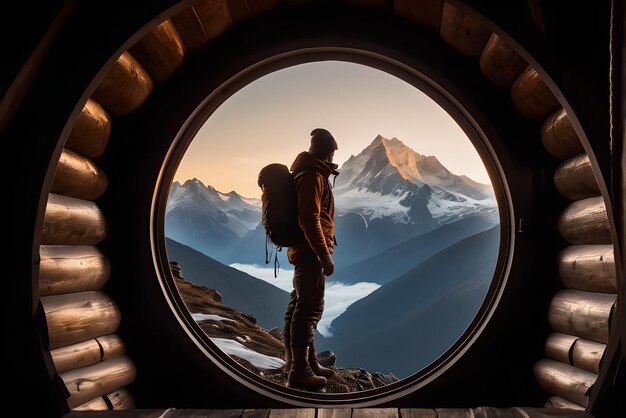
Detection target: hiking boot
<box><xmin>287</xmin><ymin>346</ymin><xmax>327</xmax><ymax>389</ymax></box>
<box><xmin>309</xmin><ymin>341</ymin><xmax>338</xmax><ymax>379</ymax></box>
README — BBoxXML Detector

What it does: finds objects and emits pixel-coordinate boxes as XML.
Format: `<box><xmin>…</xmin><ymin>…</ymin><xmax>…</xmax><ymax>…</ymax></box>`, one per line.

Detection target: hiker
<box><xmin>283</xmin><ymin>128</ymin><xmax>339</xmax><ymax>390</ymax></box>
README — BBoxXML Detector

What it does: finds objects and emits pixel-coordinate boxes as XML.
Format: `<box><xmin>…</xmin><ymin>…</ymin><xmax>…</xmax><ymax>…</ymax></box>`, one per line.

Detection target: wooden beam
<box><xmin>226</xmin><ymin>0</ymin><xmax>278</xmax><ymax>22</ymax></box>
<box><xmin>440</xmin><ymin>2</ymin><xmax>491</xmax><ymax>56</ymax></box>
<box><xmin>39</xmin><ymin>245</ymin><xmax>110</xmax><ymax>296</ymax></box>
<box><xmin>72</xmin><ymin>396</ymin><xmax>109</xmax><ymax>411</ymax></box>
<box><xmin>545</xmin><ymin>332</ymin><xmax>578</xmax><ymax>364</ymax></box>
<box><xmin>352</xmin><ymin>409</ymin><xmax>399</xmax><ymax>418</ymax></box>
<box><xmin>92</xmin><ymin>51</ymin><xmax>154</xmax><ymax>115</ymax></box>
<box><xmin>558</xmin><ymin>197</ymin><xmax>611</xmax><ymax>245</ymax></box>
<box><xmin>558</xmin><ymin>245</ymin><xmax>617</xmax><ymax>293</ymax></box>
<box><xmin>533</xmin><ymin>359</ymin><xmax>597</xmax><ymax>407</ymax></box>
<box><xmin>51</xmin><ymin>148</ymin><xmax>108</xmax><ymax>200</ymax></box>
<box><xmin>479</xmin><ymin>33</ymin><xmax>527</xmax><ymax>87</ymax></box>
<box><xmin>42</xmin><ymin>194</ymin><xmax>107</xmax><ymax>245</ymax></box>
<box><xmin>554</xmin><ymin>154</ymin><xmax>600</xmax><ymax>200</ymax></box>
<box><xmin>511</xmin><ymin>66</ymin><xmax>560</xmax><ymax>118</ymax></box>
<box><xmin>65</xmin><ymin>99</ymin><xmax>111</xmax><ymax>159</ymax></box>
<box><xmin>540</xmin><ymin>108</ymin><xmax>584</xmax><ymax>159</ymax></box>
<box><xmin>51</xmin><ymin>334</ymin><xmax>125</xmax><ymax>374</ymax></box>
<box><xmin>41</xmin><ymin>291</ymin><xmax>121</xmax><ymax>350</ymax></box>
<box><xmin>572</xmin><ymin>338</ymin><xmax>606</xmax><ymax>374</ymax></box>
<box><xmin>106</xmin><ymin>388</ymin><xmax>135</xmax><ymax>410</ymax></box>
<box><xmin>61</xmin><ymin>356</ymin><xmax>136</xmax><ymax>409</ymax></box>
<box><xmin>129</xmin><ymin>19</ymin><xmax>185</xmax><ymax>83</ymax></box>
<box><xmin>548</xmin><ymin>289</ymin><xmax>616</xmax><ymax>343</ymax></box>
<box><xmin>544</xmin><ymin>395</ymin><xmax>586</xmax><ymax>411</ymax></box>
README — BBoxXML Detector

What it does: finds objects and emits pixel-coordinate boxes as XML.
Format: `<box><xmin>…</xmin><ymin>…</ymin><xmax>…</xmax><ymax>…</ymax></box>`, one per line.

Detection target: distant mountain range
<box><xmin>317</xmin><ymin>225</ymin><xmax>500</xmax><ymax>378</ymax></box>
<box><xmin>331</xmin><ymin>215</ymin><xmax>497</xmax><ymax>285</ymax></box>
<box><xmin>166</xmin><ymin>180</ymin><xmax>261</xmax><ymax>261</ymax></box>
<box><xmin>165</xmin><ymin>134</ymin><xmax>498</xmax><ymax>267</ymax></box>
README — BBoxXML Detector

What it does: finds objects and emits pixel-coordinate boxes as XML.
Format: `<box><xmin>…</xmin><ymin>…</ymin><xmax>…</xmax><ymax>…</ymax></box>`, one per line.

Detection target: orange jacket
<box><xmin>287</xmin><ymin>152</ymin><xmax>338</xmax><ymax>264</ymax></box>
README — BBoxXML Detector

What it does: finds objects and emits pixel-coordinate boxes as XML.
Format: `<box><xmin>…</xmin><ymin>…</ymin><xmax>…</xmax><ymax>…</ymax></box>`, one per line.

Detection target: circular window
<box><xmin>153</xmin><ymin>48</ymin><xmax>511</xmax><ymax>405</ymax></box>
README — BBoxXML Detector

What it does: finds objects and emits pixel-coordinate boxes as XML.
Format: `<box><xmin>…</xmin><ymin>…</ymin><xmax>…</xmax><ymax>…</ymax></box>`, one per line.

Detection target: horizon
<box><xmin>173</xmin><ymin>61</ymin><xmax>492</xmax><ymax>198</ymax></box>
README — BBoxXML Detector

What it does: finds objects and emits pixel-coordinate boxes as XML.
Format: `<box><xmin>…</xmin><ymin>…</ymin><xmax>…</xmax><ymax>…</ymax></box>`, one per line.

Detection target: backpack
<box><xmin>257</xmin><ymin>164</ymin><xmax>304</xmax><ymax>275</ymax></box>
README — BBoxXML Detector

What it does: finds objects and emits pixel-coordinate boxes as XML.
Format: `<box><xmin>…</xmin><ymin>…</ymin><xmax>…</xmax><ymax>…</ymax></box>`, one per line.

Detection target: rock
<box><xmin>317</xmin><ymin>350</ymin><xmax>336</xmax><ymax>367</ymax></box>
<box><xmin>268</xmin><ymin>327</ymin><xmax>284</xmax><ymax>342</ymax></box>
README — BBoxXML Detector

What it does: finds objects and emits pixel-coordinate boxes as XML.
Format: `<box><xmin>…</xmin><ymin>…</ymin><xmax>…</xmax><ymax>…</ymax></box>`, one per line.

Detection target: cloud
<box><xmin>229</xmin><ymin>263</ymin><xmax>380</xmax><ymax>337</ymax></box>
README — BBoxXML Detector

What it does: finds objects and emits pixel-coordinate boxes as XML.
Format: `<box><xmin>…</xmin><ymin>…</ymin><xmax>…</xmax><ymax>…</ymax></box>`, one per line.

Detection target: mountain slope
<box><xmin>166</xmin><ymin>179</ymin><xmax>261</xmax><ymax>261</ymax></box>
<box><xmin>332</xmin><ymin>215</ymin><xmax>498</xmax><ymax>285</ymax></box>
<box><xmin>166</xmin><ymin>237</ymin><xmax>290</xmax><ymax>329</ymax></box>
<box><xmin>320</xmin><ymin>225</ymin><xmax>500</xmax><ymax>378</ymax></box>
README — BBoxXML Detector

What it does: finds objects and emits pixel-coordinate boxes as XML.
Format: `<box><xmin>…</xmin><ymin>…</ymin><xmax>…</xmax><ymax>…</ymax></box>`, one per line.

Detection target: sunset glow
<box><xmin>174</xmin><ymin>61</ymin><xmax>490</xmax><ymax>198</ymax></box>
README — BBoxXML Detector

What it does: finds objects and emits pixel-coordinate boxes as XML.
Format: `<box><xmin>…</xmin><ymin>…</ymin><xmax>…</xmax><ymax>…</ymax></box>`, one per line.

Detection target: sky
<box><xmin>173</xmin><ymin>61</ymin><xmax>490</xmax><ymax>198</ymax></box>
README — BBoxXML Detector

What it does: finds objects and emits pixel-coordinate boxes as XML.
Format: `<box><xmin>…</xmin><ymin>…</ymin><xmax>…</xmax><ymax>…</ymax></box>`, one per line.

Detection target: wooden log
<box><xmin>92</xmin><ymin>51</ymin><xmax>154</xmax><ymax>115</ymax></box>
<box><xmin>171</xmin><ymin>7</ymin><xmax>209</xmax><ymax>51</ymax></box>
<box><xmin>40</xmin><ymin>291</ymin><xmax>121</xmax><ymax>350</ymax></box>
<box><xmin>540</xmin><ymin>108</ymin><xmax>584</xmax><ymax>159</ymax></box>
<box><xmin>51</xmin><ymin>339</ymin><xmax>101</xmax><ymax>374</ymax></box>
<box><xmin>554</xmin><ymin>154</ymin><xmax>600</xmax><ymax>200</ymax></box>
<box><xmin>548</xmin><ymin>289</ymin><xmax>616</xmax><ymax>343</ymax></box>
<box><xmin>479</xmin><ymin>33</ymin><xmax>527</xmax><ymax>87</ymax></box>
<box><xmin>42</xmin><ymin>194</ymin><xmax>107</xmax><ymax>245</ymax></box>
<box><xmin>195</xmin><ymin>0</ymin><xmax>234</xmax><ymax>41</ymax></box>
<box><xmin>61</xmin><ymin>356</ymin><xmax>137</xmax><ymax>409</ymax></box>
<box><xmin>243</xmin><ymin>410</ymin><xmax>270</xmax><ymax>418</ymax></box>
<box><xmin>129</xmin><ymin>20</ymin><xmax>185</xmax><ymax>84</ymax></box>
<box><xmin>268</xmin><ymin>410</ymin><xmax>315</xmax><ymax>418</ymax></box>
<box><xmin>51</xmin><ymin>334</ymin><xmax>125</xmax><ymax>374</ymax></box>
<box><xmin>558</xmin><ymin>245</ymin><xmax>617</xmax><ymax>293</ymax></box>
<box><xmin>545</xmin><ymin>333</ymin><xmax>578</xmax><ymax>364</ymax></box>
<box><xmin>65</xmin><ymin>99</ymin><xmax>111</xmax><ymax>159</ymax></box>
<box><xmin>317</xmin><ymin>409</ymin><xmax>353</xmax><ymax>418</ymax></box>
<box><xmin>352</xmin><ymin>409</ymin><xmax>399</xmax><ymax>418</ymax></box>
<box><xmin>39</xmin><ymin>245</ymin><xmax>110</xmax><ymax>296</ymax></box>
<box><xmin>572</xmin><ymin>338</ymin><xmax>606</xmax><ymax>374</ymax></box>
<box><xmin>393</xmin><ymin>0</ymin><xmax>444</xmax><ymax>30</ymax></box>
<box><xmin>544</xmin><ymin>395</ymin><xmax>586</xmax><ymax>411</ymax></box>
<box><xmin>511</xmin><ymin>66</ymin><xmax>560</xmax><ymax>118</ymax></box>
<box><xmin>72</xmin><ymin>396</ymin><xmax>109</xmax><ymax>411</ymax></box>
<box><xmin>440</xmin><ymin>2</ymin><xmax>491</xmax><ymax>56</ymax></box>
<box><xmin>210</xmin><ymin>410</ymin><xmax>244</xmax><ymax>418</ymax></box>
<box><xmin>226</xmin><ymin>0</ymin><xmax>278</xmax><ymax>22</ymax></box>
<box><xmin>98</xmin><ymin>334</ymin><xmax>126</xmax><ymax>360</ymax></box>
<box><xmin>106</xmin><ymin>388</ymin><xmax>135</xmax><ymax>409</ymax></box>
<box><xmin>533</xmin><ymin>359</ymin><xmax>596</xmax><ymax>407</ymax></box>
<box><xmin>51</xmin><ymin>148</ymin><xmax>108</xmax><ymax>201</ymax></box>
<box><xmin>398</xmin><ymin>410</ymin><xmax>437</xmax><ymax>418</ymax></box>
<box><xmin>558</xmin><ymin>197</ymin><xmax>611</xmax><ymax>245</ymax></box>
<box><xmin>433</xmin><ymin>409</ymin><xmax>471</xmax><ymax>417</ymax></box>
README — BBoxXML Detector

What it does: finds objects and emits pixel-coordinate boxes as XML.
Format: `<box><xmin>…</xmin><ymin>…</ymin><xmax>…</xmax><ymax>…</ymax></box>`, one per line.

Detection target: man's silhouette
<box><xmin>283</xmin><ymin>128</ymin><xmax>339</xmax><ymax>389</ymax></box>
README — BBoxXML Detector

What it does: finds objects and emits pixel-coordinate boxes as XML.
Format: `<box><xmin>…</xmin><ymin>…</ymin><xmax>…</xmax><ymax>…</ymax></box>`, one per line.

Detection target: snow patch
<box><xmin>211</xmin><ymin>337</ymin><xmax>285</xmax><ymax>370</ymax></box>
<box><xmin>334</xmin><ymin>188</ymin><xmax>411</xmax><ymax>222</ymax></box>
<box><xmin>192</xmin><ymin>313</ymin><xmax>235</xmax><ymax>322</ymax></box>
<box><xmin>427</xmin><ymin>188</ymin><xmax>498</xmax><ymax>223</ymax></box>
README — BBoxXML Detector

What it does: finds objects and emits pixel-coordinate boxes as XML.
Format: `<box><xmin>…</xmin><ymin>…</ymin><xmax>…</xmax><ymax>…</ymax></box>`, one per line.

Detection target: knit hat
<box><xmin>309</xmin><ymin>128</ymin><xmax>338</xmax><ymax>157</ymax></box>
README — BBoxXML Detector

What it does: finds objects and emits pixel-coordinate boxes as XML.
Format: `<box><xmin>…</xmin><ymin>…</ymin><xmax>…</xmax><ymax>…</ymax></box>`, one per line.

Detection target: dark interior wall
<box><xmin>3</xmin><ymin>0</ymin><xmax>619</xmax><ymax>415</ymax></box>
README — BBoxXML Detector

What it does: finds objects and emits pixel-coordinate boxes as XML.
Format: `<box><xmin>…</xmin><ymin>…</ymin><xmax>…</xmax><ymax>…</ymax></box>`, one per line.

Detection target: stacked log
<box><xmin>129</xmin><ymin>19</ymin><xmax>185</xmax><ymax>83</ymax></box>
<box><xmin>91</xmin><ymin>51</ymin><xmax>154</xmax><ymax>115</ymax></box>
<box><xmin>440</xmin><ymin>2</ymin><xmax>491</xmax><ymax>56</ymax></box>
<box><xmin>393</xmin><ymin>0</ymin><xmax>444</xmax><ymax>30</ymax></box>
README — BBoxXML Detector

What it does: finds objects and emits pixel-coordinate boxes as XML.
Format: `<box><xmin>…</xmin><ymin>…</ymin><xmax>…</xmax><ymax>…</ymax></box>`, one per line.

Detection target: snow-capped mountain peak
<box><xmin>334</xmin><ymin>135</ymin><xmax>496</xmax><ymax>224</ymax></box>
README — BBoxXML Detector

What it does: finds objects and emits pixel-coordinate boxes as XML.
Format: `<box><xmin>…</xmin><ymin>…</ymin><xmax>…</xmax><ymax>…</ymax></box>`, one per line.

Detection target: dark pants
<box><xmin>283</xmin><ymin>247</ymin><xmax>325</xmax><ymax>348</ymax></box>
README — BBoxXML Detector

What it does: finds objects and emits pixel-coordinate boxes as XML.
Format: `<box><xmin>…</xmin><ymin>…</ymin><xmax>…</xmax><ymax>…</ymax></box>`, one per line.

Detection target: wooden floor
<box><xmin>64</xmin><ymin>407</ymin><xmax>594</xmax><ymax>417</ymax></box>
